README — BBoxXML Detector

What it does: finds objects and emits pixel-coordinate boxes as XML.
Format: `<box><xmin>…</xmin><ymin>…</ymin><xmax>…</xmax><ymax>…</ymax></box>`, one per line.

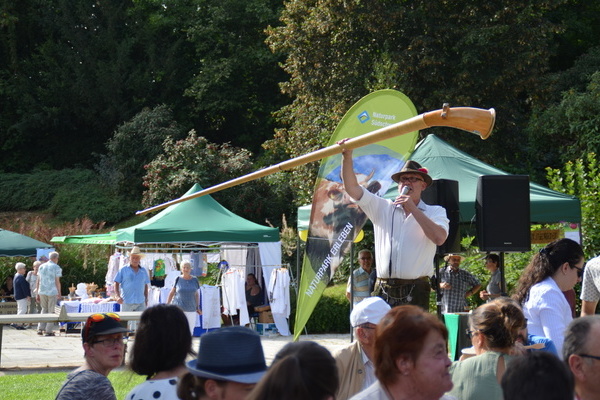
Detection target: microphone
<box><xmin>400</xmin><ymin>186</ymin><xmax>410</xmax><ymax>196</ymax></box>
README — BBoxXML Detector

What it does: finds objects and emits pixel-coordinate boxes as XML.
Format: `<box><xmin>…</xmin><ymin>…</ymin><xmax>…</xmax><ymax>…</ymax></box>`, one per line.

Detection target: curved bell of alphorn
<box><xmin>423</xmin><ymin>104</ymin><xmax>496</xmax><ymax>139</ymax></box>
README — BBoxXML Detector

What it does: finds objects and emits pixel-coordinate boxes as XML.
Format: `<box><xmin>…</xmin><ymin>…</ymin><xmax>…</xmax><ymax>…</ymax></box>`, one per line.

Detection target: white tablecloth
<box><xmin>59</xmin><ymin>300</ymin><xmax>120</xmax><ymax>313</ymax></box>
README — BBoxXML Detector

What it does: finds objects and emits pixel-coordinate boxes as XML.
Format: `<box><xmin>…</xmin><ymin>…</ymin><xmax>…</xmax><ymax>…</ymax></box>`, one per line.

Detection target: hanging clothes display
<box><xmin>268</xmin><ymin>267</ymin><xmax>291</xmax><ymax>316</ymax></box>
<box><xmin>141</xmin><ymin>254</ymin><xmax>177</xmax><ymax>288</ymax></box>
<box><xmin>200</xmin><ymin>285</ymin><xmax>221</xmax><ymax>329</ymax></box>
<box><xmin>178</xmin><ymin>252</ymin><xmax>206</xmax><ymax>277</ymax></box>
<box><xmin>105</xmin><ymin>251</ymin><xmax>123</xmax><ymax>286</ymax></box>
<box><xmin>221</xmin><ymin>266</ymin><xmax>250</xmax><ymax>326</ymax></box>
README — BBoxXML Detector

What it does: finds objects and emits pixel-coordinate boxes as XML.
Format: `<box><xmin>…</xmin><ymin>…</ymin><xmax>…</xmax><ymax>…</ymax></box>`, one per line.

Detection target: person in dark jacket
<box><xmin>13</xmin><ymin>262</ymin><xmax>31</xmax><ymax>330</ymax></box>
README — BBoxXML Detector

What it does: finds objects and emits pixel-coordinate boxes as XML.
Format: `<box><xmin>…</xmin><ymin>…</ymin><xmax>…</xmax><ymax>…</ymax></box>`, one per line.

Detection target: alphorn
<box><xmin>136</xmin><ymin>105</ymin><xmax>495</xmax><ymax>215</ymax></box>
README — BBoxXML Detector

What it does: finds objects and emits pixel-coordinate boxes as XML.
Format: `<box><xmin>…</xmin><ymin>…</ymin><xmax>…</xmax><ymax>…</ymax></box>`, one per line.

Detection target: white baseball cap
<box><xmin>350</xmin><ymin>297</ymin><xmax>391</xmax><ymax>327</ymax></box>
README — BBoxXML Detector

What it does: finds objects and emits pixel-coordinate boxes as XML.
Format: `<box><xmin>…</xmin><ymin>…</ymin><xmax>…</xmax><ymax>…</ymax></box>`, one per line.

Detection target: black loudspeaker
<box><xmin>476</xmin><ymin>175</ymin><xmax>531</xmax><ymax>252</ymax></box>
<box><xmin>421</xmin><ymin>179</ymin><xmax>460</xmax><ymax>255</ymax></box>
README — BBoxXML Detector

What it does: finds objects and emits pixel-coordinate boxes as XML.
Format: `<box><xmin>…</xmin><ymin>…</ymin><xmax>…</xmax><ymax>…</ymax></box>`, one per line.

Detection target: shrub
<box><xmin>301</xmin><ymin>284</ymin><xmax>351</xmax><ymax>334</ymax></box>
<box><xmin>0</xmin><ymin>169</ymin><xmax>138</xmax><ymax>224</ymax></box>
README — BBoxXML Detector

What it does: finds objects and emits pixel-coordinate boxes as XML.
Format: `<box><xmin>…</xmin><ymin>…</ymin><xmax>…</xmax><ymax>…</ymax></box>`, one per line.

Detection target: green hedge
<box><xmin>0</xmin><ymin>170</ymin><xmax>139</xmax><ymax>224</ymax></box>
<box><xmin>299</xmin><ymin>284</ymin><xmax>351</xmax><ymax>334</ymax></box>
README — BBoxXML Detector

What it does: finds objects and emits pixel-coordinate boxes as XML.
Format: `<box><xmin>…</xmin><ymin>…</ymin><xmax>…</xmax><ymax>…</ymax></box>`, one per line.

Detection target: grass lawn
<box><xmin>0</xmin><ymin>369</ymin><xmax>145</xmax><ymax>400</ymax></box>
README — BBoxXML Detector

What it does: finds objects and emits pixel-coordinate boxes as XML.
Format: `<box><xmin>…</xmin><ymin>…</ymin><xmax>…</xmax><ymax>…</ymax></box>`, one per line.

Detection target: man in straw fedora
<box><xmin>342</xmin><ymin>151</ymin><xmax>449</xmax><ymax>310</ymax></box>
<box><xmin>439</xmin><ymin>254</ymin><xmax>480</xmax><ymax>313</ymax></box>
<box><xmin>177</xmin><ymin>326</ymin><xmax>267</xmax><ymax>400</ymax></box>
<box><xmin>113</xmin><ymin>246</ymin><xmax>150</xmax><ymax>332</ymax></box>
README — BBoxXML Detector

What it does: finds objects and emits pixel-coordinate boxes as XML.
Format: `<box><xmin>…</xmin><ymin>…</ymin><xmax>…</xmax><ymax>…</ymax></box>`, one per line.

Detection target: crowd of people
<box><xmin>51</xmin><ymin>254</ymin><xmax>590</xmax><ymax>400</ymax></box>
<box><xmin>6</xmin><ymin>158</ymin><xmax>600</xmax><ymax>400</ymax></box>
<box><xmin>51</xmin><ymin>298</ymin><xmax>599</xmax><ymax>400</ymax></box>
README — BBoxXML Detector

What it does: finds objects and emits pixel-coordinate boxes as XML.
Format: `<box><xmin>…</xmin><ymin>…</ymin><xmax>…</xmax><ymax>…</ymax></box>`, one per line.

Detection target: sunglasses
<box><xmin>572</xmin><ymin>265</ymin><xmax>584</xmax><ymax>278</ymax></box>
<box><xmin>92</xmin><ymin>336</ymin><xmax>125</xmax><ymax>348</ymax></box>
<box><xmin>83</xmin><ymin>312</ymin><xmax>121</xmax><ymax>342</ymax></box>
<box><xmin>465</xmin><ymin>329</ymin><xmax>480</xmax><ymax>339</ymax></box>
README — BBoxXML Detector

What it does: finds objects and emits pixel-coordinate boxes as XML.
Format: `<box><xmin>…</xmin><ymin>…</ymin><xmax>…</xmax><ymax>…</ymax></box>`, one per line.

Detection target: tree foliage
<box><xmin>185</xmin><ymin>0</ymin><xmax>288</xmax><ymax>153</ymax></box>
<box><xmin>0</xmin><ymin>0</ymin><xmax>287</xmax><ymax>172</ymax></box>
<box><xmin>142</xmin><ymin>131</ymin><xmax>294</xmax><ymax>226</ymax></box>
<box><xmin>546</xmin><ymin>153</ymin><xmax>600</xmax><ymax>256</ymax></box>
<box><xmin>265</xmin><ymin>0</ymin><xmax>569</xmax><ymax>204</ymax></box>
<box><xmin>99</xmin><ymin>104</ymin><xmax>186</xmax><ymax>198</ymax></box>
<box><xmin>527</xmin><ymin>68</ymin><xmax>600</xmax><ymax>180</ymax></box>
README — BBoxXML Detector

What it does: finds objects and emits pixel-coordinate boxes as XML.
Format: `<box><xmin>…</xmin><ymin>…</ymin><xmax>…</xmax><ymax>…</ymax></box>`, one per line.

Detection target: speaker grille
<box><xmin>421</xmin><ymin>179</ymin><xmax>461</xmax><ymax>255</ymax></box>
<box><xmin>476</xmin><ymin>175</ymin><xmax>531</xmax><ymax>252</ymax></box>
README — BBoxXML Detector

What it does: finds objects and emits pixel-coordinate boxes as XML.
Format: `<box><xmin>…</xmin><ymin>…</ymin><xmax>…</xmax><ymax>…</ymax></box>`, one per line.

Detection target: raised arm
<box><xmin>340</xmin><ymin>148</ymin><xmax>364</xmax><ymax>201</ymax></box>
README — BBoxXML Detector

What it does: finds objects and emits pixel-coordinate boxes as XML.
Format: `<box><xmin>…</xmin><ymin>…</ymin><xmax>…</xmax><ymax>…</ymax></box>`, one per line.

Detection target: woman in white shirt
<box><xmin>513</xmin><ymin>238</ymin><xmax>584</xmax><ymax>357</ymax></box>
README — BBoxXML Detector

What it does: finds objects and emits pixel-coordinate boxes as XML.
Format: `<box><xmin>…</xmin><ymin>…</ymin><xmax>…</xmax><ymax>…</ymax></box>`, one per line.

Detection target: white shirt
<box><xmin>523</xmin><ymin>276</ymin><xmax>572</xmax><ymax>358</ymax></box>
<box><xmin>581</xmin><ymin>255</ymin><xmax>600</xmax><ymax>302</ymax></box>
<box><xmin>355</xmin><ymin>187</ymin><xmax>449</xmax><ymax>279</ymax></box>
<box><xmin>361</xmin><ymin>347</ymin><xmax>376</xmax><ymax>390</ymax></box>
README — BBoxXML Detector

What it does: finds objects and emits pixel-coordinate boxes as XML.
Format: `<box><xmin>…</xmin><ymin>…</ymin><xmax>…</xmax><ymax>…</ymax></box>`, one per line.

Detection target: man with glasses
<box><xmin>56</xmin><ymin>313</ymin><xmax>129</xmax><ymax>400</ymax></box>
<box><xmin>333</xmin><ymin>296</ymin><xmax>391</xmax><ymax>400</ymax></box>
<box><xmin>563</xmin><ymin>315</ymin><xmax>600</xmax><ymax>400</ymax></box>
<box><xmin>346</xmin><ymin>249</ymin><xmax>376</xmax><ymax>305</ymax></box>
<box><xmin>342</xmin><ymin>152</ymin><xmax>449</xmax><ymax>310</ymax></box>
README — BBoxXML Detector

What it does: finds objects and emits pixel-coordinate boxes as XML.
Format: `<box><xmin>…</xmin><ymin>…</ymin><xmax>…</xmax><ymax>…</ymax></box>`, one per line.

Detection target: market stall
<box><xmin>52</xmin><ymin>184</ymin><xmax>291</xmax><ymax>335</ymax></box>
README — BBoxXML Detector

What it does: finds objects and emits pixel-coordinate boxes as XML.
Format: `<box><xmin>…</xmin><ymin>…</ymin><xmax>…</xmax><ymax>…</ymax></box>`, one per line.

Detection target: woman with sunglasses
<box><xmin>513</xmin><ymin>238</ymin><xmax>585</xmax><ymax>358</ymax></box>
<box><xmin>56</xmin><ymin>313</ymin><xmax>128</xmax><ymax>400</ymax></box>
<box><xmin>449</xmin><ymin>299</ymin><xmax>525</xmax><ymax>400</ymax></box>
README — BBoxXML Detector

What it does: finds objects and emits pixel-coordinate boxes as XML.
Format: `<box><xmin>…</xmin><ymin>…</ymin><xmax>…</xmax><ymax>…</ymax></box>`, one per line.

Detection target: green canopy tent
<box><xmin>298</xmin><ymin>134</ymin><xmax>581</xmax><ymax>228</ymax></box>
<box><xmin>115</xmin><ymin>184</ymin><xmax>279</xmax><ymax>244</ymax></box>
<box><xmin>0</xmin><ymin>229</ymin><xmax>53</xmax><ymax>257</ymax></box>
<box><xmin>52</xmin><ymin>184</ymin><xmax>279</xmax><ymax>246</ymax></box>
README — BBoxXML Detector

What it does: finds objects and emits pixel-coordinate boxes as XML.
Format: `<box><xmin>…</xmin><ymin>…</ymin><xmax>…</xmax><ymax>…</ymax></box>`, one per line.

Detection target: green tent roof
<box><xmin>115</xmin><ymin>184</ymin><xmax>279</xmax><ymax>244</ymax></box>
<box><xmin>398</xmin><ymin>134</ymin><xmax>581</xmax><ymax>223</ymax></box>
<box><xmin>0</xmin><ymin>229</ymin><xmax>53</xmax><ymax>257</ymax></box>
<box><xmin>51</xmin><ymin>184</ymin><xmax>279</xmax><ymax>245</ymax></box>
<box><xmin>298</xmin><ymin>134</ymin><xmax>581</xmax><ymax>228</ymax></box>
<box><xmin>51</xmin><ymin>232</ymin><xmax>118</xmax><ymax>245</ymax></box>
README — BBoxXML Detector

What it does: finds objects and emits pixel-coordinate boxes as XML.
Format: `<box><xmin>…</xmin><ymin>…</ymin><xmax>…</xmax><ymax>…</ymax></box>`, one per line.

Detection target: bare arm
<box><xmin>167</xmin><ymin>285</ymin><xmax>176</xmax><ymax>304</ymax></box>
<box><xmin>401</xmin><ymin>201</ymin><xmax>448</xmax><ymax>245</ymax></box>
<box><xmin>55</xmin><ymin>277</ymin><xmax>61</xmax><ymax>299</ymax></box>
<box><xmin>581</xmin><ymin>300</ymin><xmax>598</xmax><ymax>316</ymax></box>
<box><xmin>467</xmin><ymin>285</ymin><xmax>482</xmax><ymax>297</ymax></box>
<box><xmin>340</xmin><ymin>148</ymin><xmax>364</xmax><ymax>201</ymax></box>
<box><xmin>114</xmin><ymin>282</ymin><xmax>123</xmax><ymax>304</ymax></box>
<box><xmin>195</xmin><ymin>291</ymin><xmax>202</xmax><ymax>314</ymax></box>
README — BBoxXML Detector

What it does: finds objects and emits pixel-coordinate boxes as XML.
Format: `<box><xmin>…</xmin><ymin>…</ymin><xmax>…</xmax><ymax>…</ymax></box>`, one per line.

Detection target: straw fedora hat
<box><xmin>186</xmin><ymin>326</ymin><xmax>267</xmax><ymax>384</ymax></box>
<box><xmin>391</xmin><ymin>160</ymin><xmax>433</xmax><ymax>186</ymax></box>
<box><xmin>444</xmin><ymin>254</ymin><xmax>465</xmax><ymax>262</ymax></box>
<box><xmin>128</xmin><ymin>246</ymin><xmax>145</xmax><ymax>258</ymax></box>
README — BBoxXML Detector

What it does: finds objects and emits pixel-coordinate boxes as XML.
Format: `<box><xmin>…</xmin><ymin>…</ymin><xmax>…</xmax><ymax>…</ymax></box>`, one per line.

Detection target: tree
<box><xmin>142</xmin><ymin>131</ymin><xmax>294</xmax><ymax>225</ymax></box>
<box><xmin>546</xmin><ymin>153</ymin><xmax>600</xmax><ymax>256</ymax></box>
<box><xmin>184</xmin><ymin>0</ymin><xmax>288</xmax><ymax>154</ymax></box>
<box><xmin>0</xmin><ymin>0</ymin><xmax>198</xmax><ymax>172</ymax></box>
<box><xmin>99</xmin><ymin>104</ymin><xmax>186</xmax><ymax>198</ymax></box>
<box><xmin>265</xmin><ymin>0</ymin><xmax>569</xmax><ymax>205</ymax></box>
<box><xmin>527</xmin><ymin>70</ymin><xmax>600</xmax><ymax>181</ymax></box>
